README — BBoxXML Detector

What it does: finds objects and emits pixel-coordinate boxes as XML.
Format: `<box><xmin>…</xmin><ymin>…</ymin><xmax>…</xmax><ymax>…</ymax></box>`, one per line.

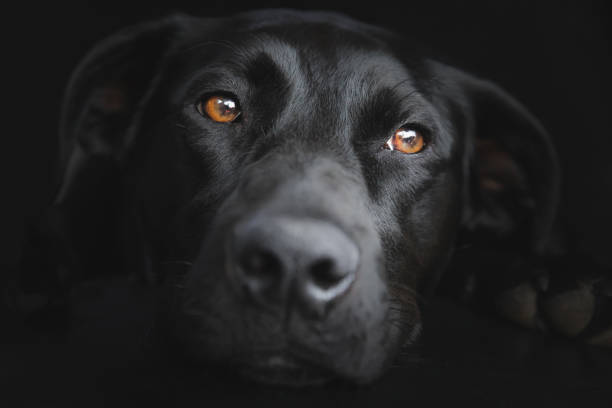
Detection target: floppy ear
<box><xmin>440</xmin><ymin>70</ymin><xmax>612</xmax><ymax>346</ymax></box>
<box><xmin>18</xmin><ymin>15</ymin><xmax>192</xmax><ymax>294</ymax></box>
<box><xmin>58</xmin><ymin>14</ymin><xmax>194</xmax><ymax>180</ymax></box>
<box><xmin>455</xmin><ymin>70</ymin><xmax>561</xmax><ymax>254</ymax></box>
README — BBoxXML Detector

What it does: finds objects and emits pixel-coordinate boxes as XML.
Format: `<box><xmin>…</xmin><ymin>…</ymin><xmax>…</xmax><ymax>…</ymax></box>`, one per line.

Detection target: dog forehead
<box><xmin>246</xmin><ymin>34</ymin><xmax>414</xmax><ymax>89</ymax></box>
<box><xmin>177</xmin><ymin>24</ymin><xmax>420</xmax><ymax>108</ymax></box>
<box><xmin>232</xmin><ymin>34</ymin><xmax>424</xmax><ymax>137</ymax></box>
<box><xmin>176</xmin><ymin>13</ymin><xmax>419</xmax><ymax>90</ymax></box>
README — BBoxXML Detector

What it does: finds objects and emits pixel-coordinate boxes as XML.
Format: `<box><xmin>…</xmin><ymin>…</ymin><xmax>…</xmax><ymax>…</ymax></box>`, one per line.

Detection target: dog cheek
<box><xmin>406</xmin><ymin>176</ymin><xmax>462</xmax><ymax>291</ymax></box>
<box><xmin>165</xmin><ymin>234</ymin><xmax>242</xmax><ymax>362</ymax></box>
<box><xmin>173</xmin><ymin>277</ymin><xmax>235</xmax><ymax>361</ymax></box>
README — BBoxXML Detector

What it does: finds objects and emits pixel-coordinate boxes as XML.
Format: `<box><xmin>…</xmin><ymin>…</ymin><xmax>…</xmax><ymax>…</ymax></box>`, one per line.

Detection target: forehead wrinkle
<box><xmin>277</xmin><ymin>46</ymin><xmax>412</xmax><ymax>139</ymax></box>
<box><xmin>257</xmin><ymin>41</ymin><xmax>420</xmax><ymax>144</ymax></box>
<box><xmin>340</xmin><ymin>53</ymin><xmax>418</xmax><ymax>129</ymax></box>
<box><xmin>240</xmin><ymin>34</ymin><xmax>303</xmax><ymax>83</ymax></box>
<box><xmin>187</xmin><ymin>34</ymin><xmax>309</xmax><ymax>104</ymax></box>
<box><xmin>237</xmin><ymin>33</ymin><xmax>314</xmax><ymax>134</ymax></box>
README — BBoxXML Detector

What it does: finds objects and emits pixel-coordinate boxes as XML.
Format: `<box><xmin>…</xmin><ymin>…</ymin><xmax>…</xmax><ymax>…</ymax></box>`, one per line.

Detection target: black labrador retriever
<box><xmin>17</xmin><ymin>9</ymin><xmax>611</xmax><ymax>385</ymax></box>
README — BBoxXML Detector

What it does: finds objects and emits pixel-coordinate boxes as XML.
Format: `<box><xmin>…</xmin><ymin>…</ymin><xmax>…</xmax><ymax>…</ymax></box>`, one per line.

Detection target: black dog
<box><xmin>17</xmin><ymin>9</ymin><xmax>611</xmax><ymax>385</ymax></box>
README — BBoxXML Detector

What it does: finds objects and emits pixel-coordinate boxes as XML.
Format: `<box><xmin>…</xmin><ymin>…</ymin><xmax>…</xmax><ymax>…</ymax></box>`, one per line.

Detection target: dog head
<box><xmin>50</xmin><ymin>10</ymin><xmax>559</xmax><ymax>384</ymax></box>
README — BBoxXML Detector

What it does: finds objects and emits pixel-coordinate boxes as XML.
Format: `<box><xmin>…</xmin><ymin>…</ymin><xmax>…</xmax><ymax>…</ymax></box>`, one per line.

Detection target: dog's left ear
<box><xmin>436</xmin><ymin>65</ymin><xmax>560</xmax><ymax>254</ymax></box>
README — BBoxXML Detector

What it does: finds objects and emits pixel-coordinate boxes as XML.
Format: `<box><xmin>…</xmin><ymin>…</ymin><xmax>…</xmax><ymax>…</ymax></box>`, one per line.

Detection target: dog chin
<box><xmin>237</xmin><ymin>353</ymin><xmax>337</xmax><ymax>386</ymax></box>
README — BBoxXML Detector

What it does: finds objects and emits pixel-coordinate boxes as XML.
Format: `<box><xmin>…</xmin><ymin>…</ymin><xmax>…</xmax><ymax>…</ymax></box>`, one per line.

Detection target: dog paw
<box><xmin>540</xmin><ymin>281</ymin><xmax>596</xmax><ymax>337</ymax></box>
<box><xmin>495</xmin><ymin>282</ymin><xmax>542</xmax><ymax>330</ymax></box>
<box><xmin>494</xmin><ymin>267</ymin><xmax>612</xmax><ymax>346</ymax></box>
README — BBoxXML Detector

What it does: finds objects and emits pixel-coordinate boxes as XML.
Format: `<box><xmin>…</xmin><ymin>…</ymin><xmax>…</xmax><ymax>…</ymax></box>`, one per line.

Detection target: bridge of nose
<box><xmin>240</xmin><ymin>216</ymin><xmax>358</xmax><ymax>269</ymax></box>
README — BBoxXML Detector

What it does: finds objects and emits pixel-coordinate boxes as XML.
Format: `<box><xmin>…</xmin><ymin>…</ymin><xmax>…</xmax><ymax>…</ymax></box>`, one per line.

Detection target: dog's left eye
<box><xmin>384</xmin><ymin>126</ymin><xmax>426</xmax><ymax>154</ymax></box>
<box><xmin>196</xmin><ymin>95</ymin><xmax>241</xmax><ymax>123</ymax></box>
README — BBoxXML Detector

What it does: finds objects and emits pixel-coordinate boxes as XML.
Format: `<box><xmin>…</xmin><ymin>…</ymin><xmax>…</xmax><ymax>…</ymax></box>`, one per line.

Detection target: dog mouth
<box><xmin>236</xmin><ymin>352</ymin><xmax>336</xmax><ymax>386</ymax></box>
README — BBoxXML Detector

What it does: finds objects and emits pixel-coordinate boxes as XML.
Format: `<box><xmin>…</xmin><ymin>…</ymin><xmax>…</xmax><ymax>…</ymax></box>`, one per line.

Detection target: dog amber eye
<box><xmin>385</xmin><ymin>127</ymin><xmax>425</xmax><ymax>154</ymax></box>
<box><xmin>196</xmin><ymin>95</ymin><xmax>241</xmax><ymax>123</ymax></box>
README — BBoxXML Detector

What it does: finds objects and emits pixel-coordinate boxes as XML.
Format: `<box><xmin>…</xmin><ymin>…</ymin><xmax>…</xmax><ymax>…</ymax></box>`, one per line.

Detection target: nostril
<box><xmin>309</xmin><ymin>258</ymin><xmax>345</xmax><ymax>290</ymax></box>
<box><xmin>239</xmin><ymin>249</ymin><xmax>283</xmax><ymax>282</ymax></box>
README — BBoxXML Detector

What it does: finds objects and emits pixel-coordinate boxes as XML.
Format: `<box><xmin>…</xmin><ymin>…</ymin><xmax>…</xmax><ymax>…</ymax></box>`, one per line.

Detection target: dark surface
<box><xmin>3</xmin><ymin>278</ymin><xmax>612</xmax><ymax>407</ymax></box>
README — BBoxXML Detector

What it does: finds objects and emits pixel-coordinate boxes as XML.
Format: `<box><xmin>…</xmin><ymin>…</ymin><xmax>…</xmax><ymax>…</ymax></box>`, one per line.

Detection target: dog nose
<box><xmin>230</xmin><ymin>216</ymin><xmax>359</xmax><ymax>311</ymax></box>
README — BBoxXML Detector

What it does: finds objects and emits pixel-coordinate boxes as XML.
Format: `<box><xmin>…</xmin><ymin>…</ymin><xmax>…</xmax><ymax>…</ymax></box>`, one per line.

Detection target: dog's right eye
<box><xmin>384</xmin><ymin>126</ymin><xmax>426</xmax><ymax>154</ymax></box>
<box><xmin>196</xmin><ymin>95</ymin><xmax>241</xmax><ymax>123</ymax></box>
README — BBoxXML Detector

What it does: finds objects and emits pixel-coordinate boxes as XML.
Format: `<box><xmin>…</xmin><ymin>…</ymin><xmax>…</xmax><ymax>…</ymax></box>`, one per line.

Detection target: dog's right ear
<box><xmin>58</xmin><ymin>14</ymin><xmax>196</xmax><ymax>169</ymax></box>
<box><xmin>18</xmin><ymin>15</ymin><xmax>196</xmax><ymax>295</ymax></box>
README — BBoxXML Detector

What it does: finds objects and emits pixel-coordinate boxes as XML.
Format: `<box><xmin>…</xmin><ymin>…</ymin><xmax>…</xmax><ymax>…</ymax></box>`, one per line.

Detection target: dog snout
<box><xmin>229</xmin><ymin>215</ymin><xmax>359</xmax><ymax>312</ymax></box>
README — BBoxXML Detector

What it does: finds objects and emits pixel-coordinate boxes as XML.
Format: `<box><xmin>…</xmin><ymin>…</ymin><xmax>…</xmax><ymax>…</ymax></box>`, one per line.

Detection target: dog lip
<box><xmin>237</xmin><ymin>352</ymin><xmax>336</xmax><ymax>386</ymax></box>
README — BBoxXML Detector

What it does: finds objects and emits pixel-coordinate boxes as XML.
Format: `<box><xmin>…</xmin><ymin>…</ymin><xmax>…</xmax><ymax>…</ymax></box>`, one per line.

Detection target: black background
<box><xmin>2</xmin><ymin>0</ymin><xmax>612</xmax><ymax>406</ymax></box>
